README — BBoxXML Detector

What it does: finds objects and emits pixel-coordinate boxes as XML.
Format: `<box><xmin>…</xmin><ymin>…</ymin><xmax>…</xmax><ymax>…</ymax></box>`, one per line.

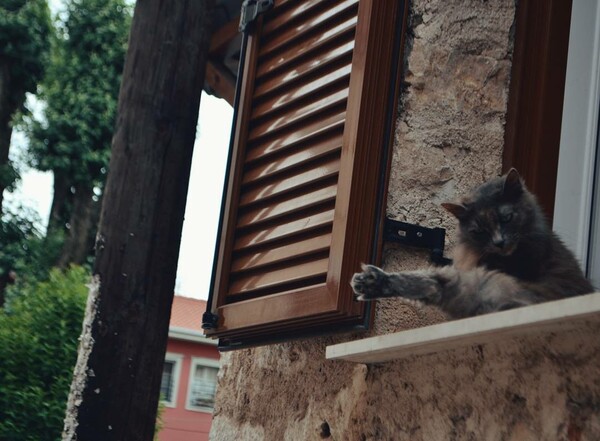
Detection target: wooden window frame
<box><xmin>503</xmin><ymin>0</ymin><xmax>573</xmax><ymax>221</ymax></box>
<box><xmin>205</xmin><ymin>16</ymin><xmax>240</xmax><ymax>106</ymax></box>
<box><xmin>204</xmin><ymin>0</ymin><xmax>409</xmax><ymax>348</ymax></box>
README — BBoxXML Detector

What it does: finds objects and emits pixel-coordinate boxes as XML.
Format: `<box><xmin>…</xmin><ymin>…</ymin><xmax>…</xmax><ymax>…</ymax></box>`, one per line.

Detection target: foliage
<box><xmin>0</xmin><ymin>266</ymin><xmax>89</xmax><ymax>441</ymax></box>
<box><xmin>0</xmin><ymin>162</ymin><xmax>20</xmax><ymax>193</ymax></box>
<box><xmin>27</xmin><ymin>0</ymin><xmax>132</xmax><ymax>190</ymax></box>
<box><xmin>0</xmin><ymin>0</ymin><xmax>53</xmax><ymax>201</ymax></box>
<box><xmin>0</xmin><ymin>0</ymin><xmax>52</xmax><ymax>104</ymax></box>
<box><xmin>0</xmin><ymin>206</ymin><xmax>63</xmax><ymax>288</ymax></box>
<box><xmin>24</xmin><ymin>0</ymin><xmax>131</xmax><ymax>265</ymax></box>
<box><xmin>0</xmin><ymin>207</ymin><xmax>38</xmax><ymax>278</ymax></box>
<box><xmin>154</xmin><ymin>398</ymin><xmax>166</xmax><ymax>441</ymax></box>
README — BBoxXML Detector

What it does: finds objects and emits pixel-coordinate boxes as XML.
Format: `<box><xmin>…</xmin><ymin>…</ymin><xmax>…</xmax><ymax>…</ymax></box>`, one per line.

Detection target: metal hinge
<box><xmin>384</xmin><ymin>217</ymin><xmax>452</xmax><ymax>265</ymax></box>
<box><xmin>239</xmin><ymin>0</ymin><xmax>274</xmax><ymax>32</ymax></box>
<box><xmin>201</xmin><ymin>311</ymin><xmax>219</xmax><ymax>330</ymax></box>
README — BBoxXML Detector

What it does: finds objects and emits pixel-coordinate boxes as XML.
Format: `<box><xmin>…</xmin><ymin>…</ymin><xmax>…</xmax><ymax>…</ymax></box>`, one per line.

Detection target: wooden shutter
<box><xmin>205</xmin><ymin>0</ymin><xmax>408</xmax><ymax>347</ymax></box>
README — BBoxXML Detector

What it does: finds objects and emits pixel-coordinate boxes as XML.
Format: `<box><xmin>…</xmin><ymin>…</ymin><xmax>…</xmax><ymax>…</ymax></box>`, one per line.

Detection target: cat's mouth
<box><xmin>491</xmin><ymin>243</ymin><xmax>517</xmax><ymax>256</ymax></box>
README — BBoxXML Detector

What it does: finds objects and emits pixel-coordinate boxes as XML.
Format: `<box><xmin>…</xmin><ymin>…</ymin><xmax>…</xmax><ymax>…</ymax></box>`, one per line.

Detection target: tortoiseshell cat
<box><xmin>351</xmin><ymin>169</ymin><xmax>594</xmax><ymax>318</ymax></box>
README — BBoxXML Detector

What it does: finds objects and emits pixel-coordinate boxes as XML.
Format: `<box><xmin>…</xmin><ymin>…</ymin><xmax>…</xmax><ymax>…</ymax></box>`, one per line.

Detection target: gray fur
<box><xmin>351</xmin><ymin>169</ymin><xmax>595</xmax><ymax>318</ymax></box>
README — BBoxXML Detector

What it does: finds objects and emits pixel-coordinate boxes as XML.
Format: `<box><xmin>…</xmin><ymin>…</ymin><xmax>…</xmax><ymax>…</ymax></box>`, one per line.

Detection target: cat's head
<box><xmin>442</xmin><ymin>169</ymin><xmax>541</xmax><ymax>256</ymax></box>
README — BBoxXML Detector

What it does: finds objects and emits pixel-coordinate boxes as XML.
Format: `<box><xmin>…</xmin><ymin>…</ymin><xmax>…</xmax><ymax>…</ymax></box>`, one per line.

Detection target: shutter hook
<box><xmin>239</xmin><ymin>0</ymin><xmax>274</xmax><ymax>32</ymax></box>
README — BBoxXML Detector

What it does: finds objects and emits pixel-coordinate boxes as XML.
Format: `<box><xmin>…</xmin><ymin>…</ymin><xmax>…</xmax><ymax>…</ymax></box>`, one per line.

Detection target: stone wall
<box><xmin>209</xmin><ymin>1</ymin><xmax>600</xmax><ymax>439</ymax></box>
<box><xmin>211</xmin><ymin>325</ymin><xmax>600</xmax><ymax>440</ymax></box>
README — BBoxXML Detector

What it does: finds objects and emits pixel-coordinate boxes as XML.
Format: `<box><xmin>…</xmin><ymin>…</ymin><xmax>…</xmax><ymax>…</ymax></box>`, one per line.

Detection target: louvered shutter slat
<box><xmin>239</xmin><ymin>156</ymin><xmax>340</xmax><ymax>207</ymax></box>
<box><xmin>237</xmin><ymin>182</ymin><xmax>337</xmax><ymax>228</ymax></box>
<box><xmin>245</xmin><ymin>111</ymin><xmax>345</xmax><ymax>162</ymax></box>
<box><xmin>259</xmin><ymin>1</ymin><xmax>358</xmax><ymax>58</ymax></box>
<box><xmin>231</xmin><ymin>232</ymin><xmax>332</xmax><ymax>274</ymax></box>
<box><xmin>252</xmin><ymin>64</ymin><xmax>352</xmax><ymax>120</ymax></box>
<box><xmin>248</xmin><ymin>87</ymin><xmax>348</xmax><ymax>141</ymax></box>
<box><xmin>254</xmin><ymin>40</ymin><xmax>355</xmax><ymax>99</ymax></box>
<box><xmin>256</xmin><ymin>16</ymin><xmax>357</xmax><ymax>77</ymax></box>
<box><xmin>243</xmin><ymin>134</ymin><xmax>342</xmax><ymax>184</ymax></box>
<box><xmin>228</xmin><ymin>257</ymin><xmax>329</xmax><ymax>298</ymax></box>
<box><xmin>261</xmin><ymin>0</ymin><xmax>341</xmax><ymax>36</ymax></box>
<box><xmin>233</xmin><ymin>209</ymin><xmax>335</xmax><ymax>251</ymax></box>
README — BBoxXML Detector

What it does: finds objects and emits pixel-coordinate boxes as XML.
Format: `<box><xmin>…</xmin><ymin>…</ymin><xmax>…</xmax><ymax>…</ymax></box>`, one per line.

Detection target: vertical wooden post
<box><xmin>63</xmin><ymin>0</ymin><xmax>215</xmax><ymax>439</ymax></box>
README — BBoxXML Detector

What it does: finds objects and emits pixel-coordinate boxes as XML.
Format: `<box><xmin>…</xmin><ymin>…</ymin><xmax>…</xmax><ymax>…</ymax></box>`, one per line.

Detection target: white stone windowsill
<box><xmin>326</xmin><ymin>292</ymin><xmax>600</xmax><ymax>364</ymax></box>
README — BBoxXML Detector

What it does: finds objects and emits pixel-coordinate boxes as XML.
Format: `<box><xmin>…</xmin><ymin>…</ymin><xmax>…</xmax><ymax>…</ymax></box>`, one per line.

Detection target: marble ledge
<box><xmin>326</xmin><ymin>292</ymin><xmax>600</xmax><ymax>364</ymax></box>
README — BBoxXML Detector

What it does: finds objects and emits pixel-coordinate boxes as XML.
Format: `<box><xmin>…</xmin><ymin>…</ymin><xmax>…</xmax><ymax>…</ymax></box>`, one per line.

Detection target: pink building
<box><xmin>159</xmin><ymin>296</ymin><xmax>220</xmax><ymax>441</ymax></box>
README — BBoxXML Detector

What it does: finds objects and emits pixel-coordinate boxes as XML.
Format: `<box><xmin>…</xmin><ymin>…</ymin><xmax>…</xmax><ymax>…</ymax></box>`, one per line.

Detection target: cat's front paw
<box><xmin>351</xmin><ymin>264</ymin><xmax>389</xmax><ymax>301</ymax></box>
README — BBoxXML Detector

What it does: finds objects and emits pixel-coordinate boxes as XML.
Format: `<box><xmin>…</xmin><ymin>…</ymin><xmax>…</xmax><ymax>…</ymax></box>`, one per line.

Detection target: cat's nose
<box><xmin>493</xmin><ymin>238</ymin><xmax>506</xmax><ymax>249</ymax></box>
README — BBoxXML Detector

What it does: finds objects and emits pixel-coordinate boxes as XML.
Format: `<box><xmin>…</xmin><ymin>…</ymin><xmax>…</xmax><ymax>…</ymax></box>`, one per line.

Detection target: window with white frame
<box><xmin>160</xmin><ymin>353</ymin><xmax>183</xmax><ymax>407</ymax></box>
<box><xmin>554</xmin><ymin>0</ymin><xmax>600</xmax><ymax>289</ymax></box>
<box><xmin>186</xmin><ymin>357</ymin><xmax>219</xmax><ymax>412</ymax></box>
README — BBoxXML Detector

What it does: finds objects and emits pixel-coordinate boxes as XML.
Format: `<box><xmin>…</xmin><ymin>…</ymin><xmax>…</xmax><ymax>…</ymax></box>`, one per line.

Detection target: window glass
<box><xmin>161</xmin><ymin>354</ymin><xmax>182</xmax><ymax>407</ymax></box>
<box><xmin>187</xmin><ymin>360</ymin><xmax>218</xmax><ymax>411</ymax></box>
<box><xmin>160</xmin><ymin>361</ymin><xmax>175</xmax><ymax>403</ymax></box>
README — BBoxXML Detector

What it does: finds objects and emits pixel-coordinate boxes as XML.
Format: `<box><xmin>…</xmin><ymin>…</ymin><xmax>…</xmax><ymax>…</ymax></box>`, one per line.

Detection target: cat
<box><xmin>351</xmin><ymin>169</ymin><xmax>595</xmax><ymax>318</ymax></box>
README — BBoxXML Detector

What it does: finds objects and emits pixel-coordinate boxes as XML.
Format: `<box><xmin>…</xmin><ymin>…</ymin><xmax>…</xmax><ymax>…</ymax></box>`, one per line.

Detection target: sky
<box><xmin>174</xmin><ymin>94</ymin><xmax>232</xmax><ymax>298</ymax></box>
<box><xmin>7</xmin><ymin>93</ymin><xmax>233</xmax><ymax>300</ymax></box>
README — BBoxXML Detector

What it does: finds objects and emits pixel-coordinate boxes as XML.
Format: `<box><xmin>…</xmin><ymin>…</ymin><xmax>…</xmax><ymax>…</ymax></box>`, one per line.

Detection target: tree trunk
<box><xmin>47</xmin><ymin>170</ymin><xmax>72</xmax><ymax>236</ymax></box>
<box><xmin>0</xmin><ymin>122</ymin><xmax>12</xmax><ymax>217</ymax></box>
<box><xmin>0</xmin><ymin>271</ymin><xmax>12</xmax><ymax>307</ymax></box>
<box><xmin>0</xmin><ymin>64</ymin><xmax>23</xmax><ymax>216</ymax></box>
<box><xmin>62</xmin><ymin>0</ymin><xmax>215</xmax><ymax>440</ymax></box>
<box><xmin>0</xmin><ymin>65</ymin><xmax>25</xmax><ymax>304</ymax></box>
<box><xmin>57</xmin><ymin>183</ymin><xmax>100</xmax><ymax>267</ymax></box>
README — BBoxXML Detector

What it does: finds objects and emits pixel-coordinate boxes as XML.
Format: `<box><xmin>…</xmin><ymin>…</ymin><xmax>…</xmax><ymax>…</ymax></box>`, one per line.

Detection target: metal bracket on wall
<box><xmin>384</xmin><ymin>217</ymin><xmax>452</xmax><ymax>265</ymax></box>
<box><xmin>239</xmin><ymin>0</ymin><xmax>274</xmax><ymax>32</ymax></box>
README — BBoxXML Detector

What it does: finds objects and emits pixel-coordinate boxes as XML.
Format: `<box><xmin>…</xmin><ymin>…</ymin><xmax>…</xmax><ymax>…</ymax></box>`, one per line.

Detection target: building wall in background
<box><xmin>160</xmin><ymin>337</ymin><xmax>219</xmax><ymax>441</ymax></box>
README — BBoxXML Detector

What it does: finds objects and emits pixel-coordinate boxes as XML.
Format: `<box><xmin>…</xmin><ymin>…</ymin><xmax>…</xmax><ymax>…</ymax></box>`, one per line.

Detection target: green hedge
<box><xmin>0</xmin><ymin>266</ymin><xmax>88</xmax><ymax>441</ymax></box>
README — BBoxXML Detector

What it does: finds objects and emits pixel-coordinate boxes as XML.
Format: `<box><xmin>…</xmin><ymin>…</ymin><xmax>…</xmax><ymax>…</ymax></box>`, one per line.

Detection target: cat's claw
<box><xmin>351</xmin><ymin>264</ymin><xmax>388</xmax><ymax>301</ymax></box>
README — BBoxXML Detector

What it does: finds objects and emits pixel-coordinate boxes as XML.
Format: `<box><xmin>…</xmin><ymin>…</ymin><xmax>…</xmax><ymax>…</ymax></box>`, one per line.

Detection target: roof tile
<box><xmin>170</xmin><ymin>295</ymin><xmax>207</xmax><ymax>332</ymax></box>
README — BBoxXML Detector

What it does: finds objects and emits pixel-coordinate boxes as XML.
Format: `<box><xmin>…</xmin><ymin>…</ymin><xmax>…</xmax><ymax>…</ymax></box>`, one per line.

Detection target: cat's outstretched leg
<box><xmin>351</xmin><ymin>264</ymin><xmax>441</xmax><ymax>303</ymax></box>
<box><xmin>351</xmin><ymin>264</ymin><xmax>537</xmax><ymax>318</ymax></box>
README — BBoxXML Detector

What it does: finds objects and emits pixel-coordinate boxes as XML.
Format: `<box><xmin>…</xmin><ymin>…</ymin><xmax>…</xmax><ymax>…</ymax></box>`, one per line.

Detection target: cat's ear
<box><xmin>442</xmin><ymin>202</ymin><xmax>468</xmax><ymax>220</ymax></box>
<box><xmin>503</xmin><ymin>168</ymin><xmax>524</xmax><ymax>200</ymax></box>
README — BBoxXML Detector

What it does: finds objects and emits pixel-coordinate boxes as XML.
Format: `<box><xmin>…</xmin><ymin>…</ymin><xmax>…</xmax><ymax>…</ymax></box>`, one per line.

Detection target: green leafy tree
<box><xmin>0</xmin><ymin>206</ymin><xmax>62</xmax><ymax>305</ymax></box>
<box><xmin>28</xmin><ymin>0</ymin><xmax>131</xmax><ymax>266</ymax></box>
<box><xmin>0</xmin><ymin>0</ymin><xmax>52</xmax><ymax>214</ymax></box>
<box><xmin>0</xmin><ymin>207</ymin><xmax>38</xmax><ymax>305</ymax></box>
<box><xmin>0</xmin><ymin>266</ymin><xmax>88</xmax><ymax>440</ymax></box>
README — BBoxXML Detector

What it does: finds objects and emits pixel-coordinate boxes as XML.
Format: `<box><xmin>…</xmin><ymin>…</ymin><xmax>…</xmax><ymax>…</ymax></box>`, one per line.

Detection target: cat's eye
<box><xmin>499</xmin><ymin>212</ymin><xmax>513</xmax><ymax>223</ymax></box>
